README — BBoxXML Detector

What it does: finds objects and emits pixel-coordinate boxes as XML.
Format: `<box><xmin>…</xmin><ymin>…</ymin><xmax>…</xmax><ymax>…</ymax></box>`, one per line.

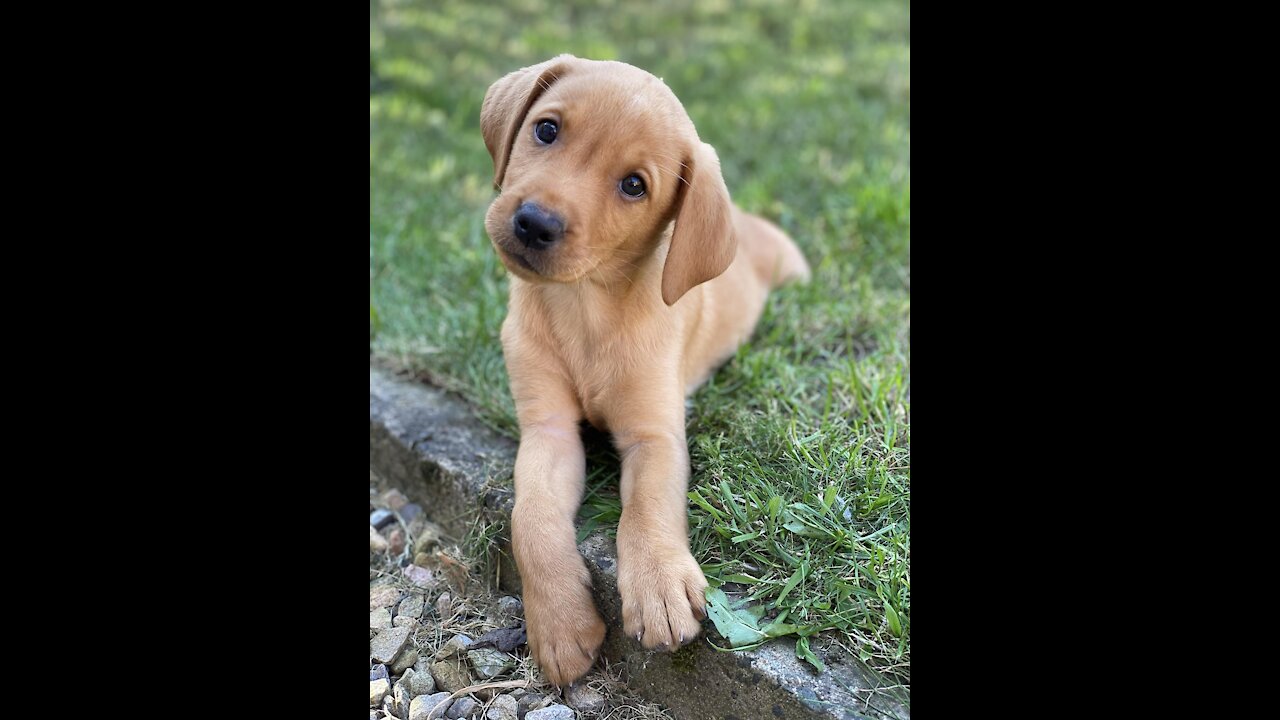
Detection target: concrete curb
<box><xmin>370</xmin><ymin>366</ymin><xmax>909</xmax><ymax>720</ymax></box>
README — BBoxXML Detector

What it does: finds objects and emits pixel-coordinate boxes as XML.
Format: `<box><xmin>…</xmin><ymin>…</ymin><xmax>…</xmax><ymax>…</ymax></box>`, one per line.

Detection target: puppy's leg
<box><xmin>509</xmin><ymin>374</ymin><xmax>605</xmax><ymax>686</ymax></box>
<box><xmin>613</xmin><ymin>387</ymin><xmax>709</xmax><ymax>649</ymax></box>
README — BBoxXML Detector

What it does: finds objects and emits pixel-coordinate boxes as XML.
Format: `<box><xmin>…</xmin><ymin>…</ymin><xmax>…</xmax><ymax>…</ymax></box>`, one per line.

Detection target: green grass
<box><xmin>370</xmin><ymin>0</ymin><xmax>910</xmax><ymax>704</ymax></box>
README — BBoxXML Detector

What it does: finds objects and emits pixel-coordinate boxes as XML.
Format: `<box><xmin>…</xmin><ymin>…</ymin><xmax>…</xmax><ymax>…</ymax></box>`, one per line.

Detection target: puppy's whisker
<box><xmin>653</xmin><ymin>165</ymin><xmax>691</xmax><ymax>188</ymax></box>
<box><xmin>647</xmin><ymin>152</ymin><xmax>691</xmax><ymax>173</ymax></box>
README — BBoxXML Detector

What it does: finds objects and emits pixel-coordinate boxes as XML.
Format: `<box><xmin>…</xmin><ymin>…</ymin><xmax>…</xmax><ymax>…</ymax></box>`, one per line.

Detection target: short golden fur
<box><xmin>481</xmin><ymin>55</ymin><xmax>810</xmax><ymax>686</ymax></box>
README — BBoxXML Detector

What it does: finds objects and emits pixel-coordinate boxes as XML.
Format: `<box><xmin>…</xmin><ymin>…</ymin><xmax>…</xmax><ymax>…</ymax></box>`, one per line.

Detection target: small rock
<box><xmin>409</xmin><ymin>666</ymin><xmax>436</xmax><ymax>695</ymax></box>
<box><xmin>394</xmin><ymin>615</ymin><xmax>421</xmax><ymax>629</ymax></box>
<box><xmin>411</xmin><ymin>692</ymin><xmax>454</xmax><ymax>720</ymax></box>
<box><xmin>389</xmin><ymin>528</ymin><xmax>407</xmax><ymax>554</ymax></box>
<box><xmin>399</xmin><ymin>594</ymin><xmax>426</xmax><ymax>619</ymax></box>
<box><xmin>434</xmin><ymin>634</ymin><xmax>473</xmax><ymax>660</ymax></box>
<box><xmin>391</xmin><ymin>647</ymin><xmax>419</xmax><ymax>675</ymax></box>
<box><xmin>445</xmin><ymin>697</ymin><xmax>477</xmax><ymax>719</ymax></box>
<box><xmin>370</xmin><ymin>678</ymin><xmax>391</xmax><ymax>707</ymax></box>
<box><xmin>497</xmin><ymin>596</ymin><xmax>523</xmax><ymax>616</ymax></box>
<box><xmin>370</xmin><ymin>663</ymin><xmax>389</xmax><ymax>681</ymax></box>
<box><xmin>372</xmin><ymin>712</ymin><xmax>382</xmax><ymax>720</ymax></box>
<box><xmin>390</xmin><ymin>680</ymin><xmax>412</xmax><ymax>719</ymax></box>
<box><xmin>429</xmin><ymin>658</ymin><xmax>472</xmax><ymax>693</ymax></box>
<box><xmin>370</xmin><ymin>626</ymin><xmax>412</xmax><ymax>664</ymax></box>
<box><xmin>564</xmin><ymin>684</ymin><xmax>605</xmax><ymax>713</ymax></box>
<box><xmin>370</xmin><ymin>607</ymin><xmax>392</xmax><ymax>629</ymax></box>
<box><xmin>370</xmin><ymin>585</ymin><xmax>404</xmax><ymax>611</ymax></box>
<box><xmin>486</xmin><ymin>694</ymin><xmax>519</xmax><ymax>720</ymax></box>
<box><xmin>509</xmin><ymin>689</ymin><xmax>525</xmax><ymax>699</ymax></box>
<box><xmin>381</xmin><ymin>488</ymin><xmax>409</xmax><ymax>510</ymax></box>
<box><xmin>467</xmin><ymin>648</ymin><xmax>515</xmax><ymax>680</ymax></box>
<box><xmin>416</xmin><ymin>521</ymin><xmax>444</xmax><ymax>550</ymax></box>
<box><xmin>516</xmin><ymin>694</ymin><xmax>548</xmax><ymax>720</ymax></box>
<box><xmin>436</xmin><ymin>593</ymin><xmax>453</xmax><ymax>620</ymax></box>
<box><xmin>524</xmin><ymin>706</ymin><xmax>574</xmax><ymax>720</ymax></box>
<box><xmin>404</xmin><ymin>564</ymin><xmax>436</xmax><ymax>588</ymax></box>
<box><xmin>371</xmin><ymin>525</ymin><xmax>389</xmax><ymax>552</ymax></box>
<box><xmin>383</xmin><ymin>695</ymin><xmax>397</xmax><ymax>717</ymax></box>
<box><xmin>371</xmin><ymin>508</ymin><xmax>397</xmax><ymax>530</ymax></box>
<box><xmin>472</xmin><ymin>626</ymin><xmax>527</xmax><ymax>653</ymax></box>
<box><xmin>400</xmin><ymin>503</ymin><xmax>423</xmax><ymax>525</ymax></box>
<box><xmin>407</xmin><ymin>515</ymin><xmax>429</xmax><ymax>541</ymax></box>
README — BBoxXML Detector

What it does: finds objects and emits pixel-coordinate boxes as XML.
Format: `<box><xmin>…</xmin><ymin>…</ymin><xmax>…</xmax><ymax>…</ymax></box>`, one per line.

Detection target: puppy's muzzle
<box><xmin>512</xmin><ymin>202</ymin><xmax>565</xmax><ymax>251</ymax></box>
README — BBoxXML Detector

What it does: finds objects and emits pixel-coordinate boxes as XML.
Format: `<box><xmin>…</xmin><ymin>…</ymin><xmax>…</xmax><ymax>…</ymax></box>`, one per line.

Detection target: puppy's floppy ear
<box><xmin>662</xmin><ymin>142</ymin><xmax>736</xmax><ymax>306</ymax></box>
<box><xmin>480</xmin><ymin>55</ymin><xmax>576</xmax><ymax>190</ymax></box>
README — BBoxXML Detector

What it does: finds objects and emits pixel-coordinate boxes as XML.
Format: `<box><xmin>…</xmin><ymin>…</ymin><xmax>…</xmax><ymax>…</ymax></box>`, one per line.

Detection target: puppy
<box><xmin>480</xmin><ymin>55</ymin><xmax>810</xmax><ymax>686</ymax></box>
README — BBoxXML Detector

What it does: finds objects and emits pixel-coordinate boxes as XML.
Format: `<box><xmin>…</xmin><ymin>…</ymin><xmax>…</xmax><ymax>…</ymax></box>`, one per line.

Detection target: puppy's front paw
<box><xmin>617</xmin><ymin>543</ymin><xmax>708</xmax><ymax>650</ymax></box>
<box><xmin>523</xmin><ymin>576</ymin><xmax>606</xmax><ymax>687</ymax></box>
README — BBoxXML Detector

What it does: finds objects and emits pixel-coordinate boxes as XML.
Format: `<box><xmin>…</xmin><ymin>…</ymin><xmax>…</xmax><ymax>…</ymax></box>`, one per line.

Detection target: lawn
<box><xmin>370</xmin><ymin>0</ymin><xmax>910</xmax><ymax>703</ymax></box>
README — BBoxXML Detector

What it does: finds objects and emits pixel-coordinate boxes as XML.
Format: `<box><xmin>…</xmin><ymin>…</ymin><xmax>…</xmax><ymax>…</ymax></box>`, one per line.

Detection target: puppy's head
<box><xmin>481</xmin><ymin>55</ymin><xmax>736</xmax><ymax>305</ymax></box>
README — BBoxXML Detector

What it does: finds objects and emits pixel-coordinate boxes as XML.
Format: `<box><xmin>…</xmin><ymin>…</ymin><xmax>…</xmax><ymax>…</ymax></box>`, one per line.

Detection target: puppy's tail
<box><xmin>739</xmin><ymin>210</ymin><xmax>811</xmax><ymax>288</ymax></box>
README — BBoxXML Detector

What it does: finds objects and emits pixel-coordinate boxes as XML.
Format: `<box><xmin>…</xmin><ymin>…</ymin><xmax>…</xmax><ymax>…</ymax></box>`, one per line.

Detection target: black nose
<box><xmin>512</xmin><ymin>202</ymin><xmax>565</xmax><ymax>250</ymax></box>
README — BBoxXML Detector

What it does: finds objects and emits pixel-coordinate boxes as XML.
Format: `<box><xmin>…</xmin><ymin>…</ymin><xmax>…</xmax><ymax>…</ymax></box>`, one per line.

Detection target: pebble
<box><xmin>485</xmin><ymin>694</ymin><xmax>519</xmax><ymax>720</ymax></box>
<box><xmin>517</xmin><ymin>694</ymin><xmax>549</xmax><ymax>719</ymax></box>
<box><xmin>429</xmin><ymin>658</ymin><xmax>472</xmax><ymax>693</ymax></box>
<box><xmin>391</xmin><ymin>647</ymin><xmax>419</xmax><ymax>675</ymax></box>
<box><xmin>434</xmin><ymin>634</ymin><xmax>473</xmax><ymax>660</ymax></box>
<box><xmin>436</xmin><ymin>592</ymin><xmax>453</xmax><ymax>620</ymax></box>
<box><xmin>409</xmin><ymin>666</ymin><xmax>436</xmax><ymax>695</ymax></box>
<box><xmin>381</xmin><ymin>488</ymin><xmax>409</xmax><ymax>510</ymax></box>
<box><xmin>389</xmin><ymin>528</ymin><xmax>407</xmax><ymax>554</ymax></box>
<box><xmin>411</xmin><ymin>692</ymin><xmax>454</xmax><ymax>720</ymax></box>
<box><xmin>400</xmin><ymin>503</ymin><xmax>423</xmax><ymax>525</ymax></box>
<box><xmin>370</xmin><ymin>626</ymin><xmax>412</xmax><ymax>664</ymax></box>
<box><xmin>497</xmin><ymin>596</ymin><xmax>523</xmax><ymax>616</ymax></box>
<box><xmin>370</xmin><ymin>585</ymin><xmax>404</xmax><ymax>611</ymax></box>
<box><xmin>390</xmin><ymin>679</ymin><xmax>412</xmax><ymax>719</ymax></box>
<box><xmin>371</xmin><ymin>508</ymin><xmax>397</xmax><ymax>530</ymax></box>
<box><xmin>524</xmin><ymin>706</ymin><xmax>574</xmax><ymax>720</ymax></box>
<box><xmin>445</xmin><ymin>697</ymin><xmax>477</xmax><ymax>719</ymax></box>
<box><xmin>466</xmin><ymin>648</ymin><xmax>515</xmax><ymax>680</ymax></box>
<box><xmin>564</xmin><ymin>684</ymin><xmax>605</xmax><ymax>713</ymax></box>
<box><xmin>399</xmin><ymin>594</ymin><xmax>426</xmax><ymax>619</ymax></box>
<box><xmin>369</xmin><ymin>678</ymin><xmax>391</xmax><ymax>707</ymax></box>
<box><xmin>370</xmin><ymin>663</ymin><xmax>389</xmax><ymax>681</ymax></box>
<box><xmin>370</xmin><ymin>607</ymin><xmax>392</xmax><ymax>629</ymax></box>
<box><xmin>383</xmin><ymin>695</ymin><xmax>397</xmax><ymax>718</ymax></box>
<box><xmin>371</xmin><ymin>525</ymin><xmax>389</xmax><ymax>552</ymax></box>
<box><xmin>404</xmin><ymin>564</ymin><xmax>436</xmax><ymax>588</ymax></box>
<box><xmin>416</xmin><ymin>521</ymin><xmax>443</xmax><ymax>551</ymax></box>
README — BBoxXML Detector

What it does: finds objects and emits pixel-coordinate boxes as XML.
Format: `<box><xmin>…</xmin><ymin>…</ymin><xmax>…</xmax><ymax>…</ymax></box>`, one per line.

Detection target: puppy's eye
<box><xmin>619</xmin><ymin>174</ymin><xmax>646</xmax><ymax>198</ymax></box>
<box><xmin>534</xmin><ymin>120</ymin><xmax>558</xmax><ymax>144</ymax></box>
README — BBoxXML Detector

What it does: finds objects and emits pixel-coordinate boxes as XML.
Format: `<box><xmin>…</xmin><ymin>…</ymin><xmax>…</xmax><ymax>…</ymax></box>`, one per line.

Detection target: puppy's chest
<box><xmin>555</xmin><ymin>337</ymin><xmax>633</xmax><ymax>432</ymax></box>
<box><xmin>546</xmin><ymin>319</ymin><xmax>662</xmax><ymax>432</ymax></box>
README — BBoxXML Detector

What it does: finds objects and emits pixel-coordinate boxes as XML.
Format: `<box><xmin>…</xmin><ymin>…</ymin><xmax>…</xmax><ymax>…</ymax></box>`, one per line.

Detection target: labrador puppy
<box><xmin>480</xmin><ymin>54</ymin><xmax>810</xmax><ymax>686</ymax></box>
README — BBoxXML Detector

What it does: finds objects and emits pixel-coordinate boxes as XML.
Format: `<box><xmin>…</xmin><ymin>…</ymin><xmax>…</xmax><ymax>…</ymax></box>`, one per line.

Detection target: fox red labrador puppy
<box><xmin>481</xmin><ymin>54</ymin><xmax>809</xmax><ymax>686</ymax></box>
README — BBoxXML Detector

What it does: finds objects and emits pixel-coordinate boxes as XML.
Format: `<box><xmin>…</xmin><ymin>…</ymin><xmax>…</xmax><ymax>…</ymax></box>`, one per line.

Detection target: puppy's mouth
<box><xmin>495</xmin><ymin>242</ymin><xmax>543</xmax><ymax>278</ymax></box>
<box><xmin>503</xmin><ymin>247</ymin><xmax>536</xmax><ymax>272</ymax></box>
